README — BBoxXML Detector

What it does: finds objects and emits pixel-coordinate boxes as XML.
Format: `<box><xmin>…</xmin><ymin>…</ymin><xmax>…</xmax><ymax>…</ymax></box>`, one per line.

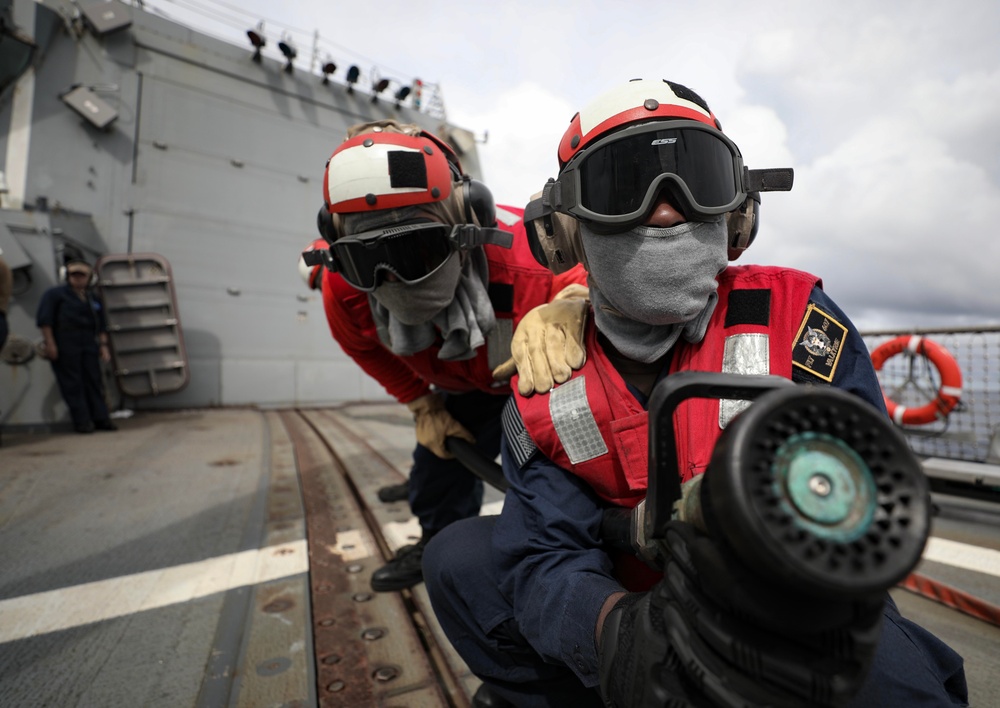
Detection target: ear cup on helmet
<box><xmin>523</xmin><ymin>190</ymin><xmax>587</xmax><ymax>275</ymax></box>
<box><xmin>726</xmin><ymin>192</ymin><xmax>760</xmax><ymax>260</ymax></box>
<box><xmin>461</xmin><ymin>176</ymin><xmax>497</xmax><ymax>227</ymax></box>
<box><xmin>317</xmin><ymin>205</ymin><xmax>339</xmax><ymax>243</ymax></box>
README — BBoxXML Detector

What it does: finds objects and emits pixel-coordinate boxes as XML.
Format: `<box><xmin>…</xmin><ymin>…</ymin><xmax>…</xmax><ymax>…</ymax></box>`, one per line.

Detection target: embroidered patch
<box><xmin>792</xmin><ymin>303</ymin><xmax>847</xmax><ymax>382</ymax></box>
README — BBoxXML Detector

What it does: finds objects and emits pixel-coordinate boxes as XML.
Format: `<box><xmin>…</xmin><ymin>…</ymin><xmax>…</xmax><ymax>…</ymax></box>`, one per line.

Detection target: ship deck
<box><xmin>1</xmin><ymin>405</ymin><xmax>998</xmax><ymax>707</ymax></box>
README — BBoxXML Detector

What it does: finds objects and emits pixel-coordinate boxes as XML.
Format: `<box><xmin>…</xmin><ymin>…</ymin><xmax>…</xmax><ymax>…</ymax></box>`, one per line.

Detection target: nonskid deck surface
<box><xmin>0</xmin><ymin>405</ymin><xmax>997</xmax><ymax>707</ymax></box>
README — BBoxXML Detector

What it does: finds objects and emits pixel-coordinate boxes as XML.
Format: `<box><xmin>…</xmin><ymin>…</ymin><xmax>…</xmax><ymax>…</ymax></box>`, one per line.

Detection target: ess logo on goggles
<box><xmin>541</xmin><ymin>120</ymin><xmax>793</xmax><ymax>234</ymax></box>
<box><xmin>300</xmin><ymin>220</ymin><xmax>512</xmax><ymax>292</ymax></box>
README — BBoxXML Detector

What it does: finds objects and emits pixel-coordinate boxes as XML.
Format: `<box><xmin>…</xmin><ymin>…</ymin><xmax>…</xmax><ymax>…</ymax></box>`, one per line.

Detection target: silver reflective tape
<box><xmin>487</xmin><ymin>318</ymin><xmax>513</xmax><ymax>373</ymax></box>
<box><xmin>720</xmin><ymin>334</ymin><xmax>770</xmax><ymax>428</ymax></box>
<box><xmin>549</xmin><ymin>376</ymin><xmax>608</xmax><ymax>464</ymax></box>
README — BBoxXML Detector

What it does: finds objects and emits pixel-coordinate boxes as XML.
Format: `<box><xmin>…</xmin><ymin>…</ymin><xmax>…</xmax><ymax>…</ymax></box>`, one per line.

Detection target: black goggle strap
<box><xmin>523</xmin><ymin>180</ymin><xmax>563</xmax><ymax>238</ymax></box>
<box><xmin>301</xmin><ymin>246</ymin><xmax>331</xmax><ymax>270</ymax></box>
<box><xmin>746</xmin><ymin>167</ymin><xmax>794</xmax><ymax>192</ymax></box>
<box><xmin>450</xmin><ymin>224</ymin><xmax>513</xmax><ymax>250</ymax></box>
<box><xmin>333</xmin><ymin>221</ymin><xmax>512</xmax><ymax>251</ymax></box>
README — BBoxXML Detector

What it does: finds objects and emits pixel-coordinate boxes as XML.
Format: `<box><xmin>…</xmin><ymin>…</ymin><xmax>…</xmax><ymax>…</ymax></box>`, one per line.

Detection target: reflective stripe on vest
<box><xmin>550</xmin><ymin>376</ymin><xmax>609</xmax><ymax>464</ymax></box>
<box><xmin>719</xmin><ymin>332</ymin><xmax>770</xmax><ymax>427</ymax></box>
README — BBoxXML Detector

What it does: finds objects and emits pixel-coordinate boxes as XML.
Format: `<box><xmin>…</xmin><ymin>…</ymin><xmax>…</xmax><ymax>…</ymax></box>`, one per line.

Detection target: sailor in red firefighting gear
<box><xmin>306</xmin><ymin>119</ymin><xmax>587</xmax><ymax>592</ymax></box>
<box><xmin>422</xmin><ymin>80</ymin><xmax>968</xmax><ymax>708</ymax></box>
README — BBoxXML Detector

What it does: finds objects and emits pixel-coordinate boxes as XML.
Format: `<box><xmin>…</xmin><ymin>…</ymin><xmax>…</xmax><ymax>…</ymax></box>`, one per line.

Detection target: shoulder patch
<box><xmin>791</xmin><ymin>303</ymin><xmax>847</xmax><ymax>382</ymax></box>
<box><xmin>502</xmin><ymin>397</ymin><xmax>538</xmax><ymax>469</ymax></box>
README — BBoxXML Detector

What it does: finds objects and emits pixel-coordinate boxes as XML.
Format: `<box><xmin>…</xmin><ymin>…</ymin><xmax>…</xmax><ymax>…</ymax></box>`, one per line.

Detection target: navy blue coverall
<box><xmin>36</xmin><ymin>283</ymin><xmax>112</xmax><ymax>430</ymax></box>
<box><xmin>423</xmin><ymin>287</ymin><xmax>969</xmax><ymax>707</ymax></box>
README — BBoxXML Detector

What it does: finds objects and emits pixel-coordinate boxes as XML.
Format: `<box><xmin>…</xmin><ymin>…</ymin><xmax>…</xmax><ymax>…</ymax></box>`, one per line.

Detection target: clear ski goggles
<box><xmin>555</xmin><ymin>120</ymin><xmax>747</xmax><ymax>234</ymax></box>
<box><xmin>328</xmin><ymin>221</ymin><xmax>458</xmax><ymax>292</ymax></box>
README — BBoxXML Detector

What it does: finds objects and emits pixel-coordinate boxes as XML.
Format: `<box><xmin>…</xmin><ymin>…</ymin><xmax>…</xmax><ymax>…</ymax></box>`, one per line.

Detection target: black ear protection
<box><xmin>460</xmin><ymin>174</ymin><xmax>497</xmax><ymax>228</ymax></box>
<box><xmin>317</xmin><ymin>205</ymin><xmax>337</xmax><ymax>243</ymax></box>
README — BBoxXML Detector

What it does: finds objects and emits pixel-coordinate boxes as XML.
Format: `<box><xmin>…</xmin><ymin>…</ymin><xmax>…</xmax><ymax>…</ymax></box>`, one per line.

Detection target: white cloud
<box><xmin>749</xmin><ymin>117</ymin><xmax>998</xmax><ymax>328</ymax></box>
<box><xmin>145</xmin><ymin>0</ymin><xmax>1000</xmax><ymax>328</ymax></box>
<box><xmin>449</xmin><ymin>82</ymin><xmax>575</xmax><ymax>208</ymax></box>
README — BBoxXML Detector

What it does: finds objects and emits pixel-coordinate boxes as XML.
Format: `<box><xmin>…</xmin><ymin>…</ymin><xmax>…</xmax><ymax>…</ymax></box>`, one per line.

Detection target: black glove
<box><xmin>598</xmin><ymin>520</ymin><xmax>884</xmax><ymax>708</ymax></box>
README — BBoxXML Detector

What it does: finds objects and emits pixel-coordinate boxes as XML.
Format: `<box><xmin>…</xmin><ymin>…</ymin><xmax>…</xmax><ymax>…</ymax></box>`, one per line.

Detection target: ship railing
<box><xmin>861</xmin><ymin>324</ymin><xmax>1000</xmax><ymax>493</ymax></box>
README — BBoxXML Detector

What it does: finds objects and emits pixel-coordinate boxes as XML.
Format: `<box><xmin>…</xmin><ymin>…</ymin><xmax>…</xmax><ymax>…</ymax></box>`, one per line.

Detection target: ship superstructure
<box><xmin>0</xmin><ymin>0</ymin><xmax>483</xmax><ymax>427</ymax></box>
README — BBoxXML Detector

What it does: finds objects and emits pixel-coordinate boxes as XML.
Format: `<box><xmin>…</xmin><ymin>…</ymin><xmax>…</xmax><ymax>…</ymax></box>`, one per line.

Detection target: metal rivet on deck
<box><xmin>263</xmin><ymin>599</ymin><xmax>293</xmax><ymax>613</ymax></box>
<box><xmin>353</xmin><ymin>592</ymin><xmax>373</xmax><ymax>602</ymax></box>
<box><xmin>320</xmin><ymin>654</ymin><xmax>342</xmax><ymax>665</ymax></box>
<box><xmin>361</xmin><ymin>627</ymin><xmax>385</xmax><ymax>641</ymax></box>
<box><xmin>346</xmin><ymin>563</ymin><xmax>364</xmax><ymax>573</ymax></box>
<box><xmin>318</xmin><ymin>618</ymin><xmax>336</xmax><ymax>627</ymax></box>
<box><xmin>326</xmin><ymin>680</ymin><xmax>345</xmax><ymax>693</ymax></box>
<box><xmin>373</xmin><ymin>666</ymin><xmax>399</xmax><ymax>682</ymax></box>
<box><xmin>255</xmin><ymin>656</ymin><xmax>291</xmax><ymax>676</ymax></box>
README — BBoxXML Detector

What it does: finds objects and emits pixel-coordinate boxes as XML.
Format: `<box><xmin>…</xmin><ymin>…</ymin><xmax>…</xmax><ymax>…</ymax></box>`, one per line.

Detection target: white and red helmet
<box><xmin>557</xmin><ymin>78</ymin><xmax>721</xmax><ymax>169</ymax></box>
<box><xmin>323</xmin><ymin>125</ymin><xmax>462</xmax><ymax>214</ymax></box>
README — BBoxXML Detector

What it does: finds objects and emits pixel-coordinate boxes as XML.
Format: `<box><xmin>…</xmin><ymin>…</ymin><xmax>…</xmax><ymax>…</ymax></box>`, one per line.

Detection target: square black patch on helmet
<box><xmin>388</xmin><ymin>151</ymin><xmax>428</xmax><ymax>189</ymax></box>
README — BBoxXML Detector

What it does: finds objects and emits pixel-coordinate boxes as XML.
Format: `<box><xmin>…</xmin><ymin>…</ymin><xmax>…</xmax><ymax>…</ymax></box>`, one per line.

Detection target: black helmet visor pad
<box><xmin>331</xmin><ymin>221</ymin><xmax>455</xmax><ymax>292</ymax></box>
<box><xmin>558</xmin><ymin>120</ymin><xmax>746</xmax><ymax>232</ymax></box>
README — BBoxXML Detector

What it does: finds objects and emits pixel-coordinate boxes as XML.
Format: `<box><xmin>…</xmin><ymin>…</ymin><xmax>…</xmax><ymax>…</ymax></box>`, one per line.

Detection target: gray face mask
<box><xmin>581</xmin><ymin>219</ymin><xmax>728</xmax><ymax>361</ymax></box>
<box><xmin>370</xmin><ymin>251</ymin><xmax>461</xmax><ymax>325</ymax></box>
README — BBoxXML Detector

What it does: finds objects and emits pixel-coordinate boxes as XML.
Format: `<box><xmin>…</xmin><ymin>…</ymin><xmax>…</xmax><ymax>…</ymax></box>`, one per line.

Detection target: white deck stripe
<box><xmin>2</xmin><ymin>534</ymin><xmax>993</xmax><ymax>645</ymax></box>
<box><xmin>0</xmin><ymin>540</ymin><xmax>308</xmax><ymax>644</ymax></box>
<box><xmin>922</xmin><ymin>537</ymin><xmax>1000</xmax><ymax>578</ymax></box>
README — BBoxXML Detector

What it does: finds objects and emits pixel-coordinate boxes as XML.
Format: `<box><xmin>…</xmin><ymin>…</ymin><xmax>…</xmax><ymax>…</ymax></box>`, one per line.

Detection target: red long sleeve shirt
<box><xmin>321</xmin><ymin>206</ymin><xmax>587</xmax><ymax>403</ymax></box>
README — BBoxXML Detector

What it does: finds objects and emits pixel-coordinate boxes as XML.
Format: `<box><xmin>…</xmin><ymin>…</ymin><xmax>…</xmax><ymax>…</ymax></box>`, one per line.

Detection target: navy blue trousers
<box><xmin>50</xmin><ymin>335</ymin><xmax>110</xmax><ymax>429</ymax></box>
<box><xmin>408</xmin><ymin>390</ymin><xmax>506</xmax><ymax>539</ymax></box>
<box><xmin>424</xmin><ymin>515</ymin><xmax>969</xmax><ymax>708</ymax></box>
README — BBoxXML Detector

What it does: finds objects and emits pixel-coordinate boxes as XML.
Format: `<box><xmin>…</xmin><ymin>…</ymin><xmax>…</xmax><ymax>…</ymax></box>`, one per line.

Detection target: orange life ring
<box><xmin>869</xmin><ymin>335</ymin><xmax>962</xmax><ymax>426</ymax></box>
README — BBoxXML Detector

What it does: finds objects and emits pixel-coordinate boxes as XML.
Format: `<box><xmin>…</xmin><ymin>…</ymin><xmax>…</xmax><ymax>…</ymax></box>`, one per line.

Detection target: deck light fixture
<box><xmin>278</xmin><ymin>35</ymin><xmax>297</xmax><ymax>74</ymax></box>
<box><xmin>321</xmin><ymin>60</ymin><xmax>337</xmax><ymax>85</ymax></box>
<box><xmin>371</xmin><ymin>78</ymin><xmax>390</xmax><ymax>103</ymax></box>
<box><xmin>247</xmin><ymin>23</ymin><xmax>265</xmax><ymax>63</ymax></box>
<box><xmin>346</xmin><ymin>65</ymin><xmax>361</xmax><ymax>94</ymax></box>
<box><xmin>394</xmin><ymin>85</ymin><xmax>411</xmax><ymax>109</ymax></box>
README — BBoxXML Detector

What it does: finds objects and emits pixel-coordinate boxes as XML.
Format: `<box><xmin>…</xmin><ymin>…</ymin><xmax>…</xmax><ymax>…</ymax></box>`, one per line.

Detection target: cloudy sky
<box><xmin>141</xmin><ymin>0</ymin><xmax>1000</xmax><ymax>331</ymax></box>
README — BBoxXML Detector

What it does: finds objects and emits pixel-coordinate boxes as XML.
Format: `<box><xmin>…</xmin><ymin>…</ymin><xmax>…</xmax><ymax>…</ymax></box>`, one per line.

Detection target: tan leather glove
<box><xmin>492</xmin><ymin>284</ymin><xmax>589</xmax><ymax>396</ymax></box>
<box><xmin>406</xmin><ymin>393</ymin><xmax>475</xmax><ymax>459</ymax></box>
